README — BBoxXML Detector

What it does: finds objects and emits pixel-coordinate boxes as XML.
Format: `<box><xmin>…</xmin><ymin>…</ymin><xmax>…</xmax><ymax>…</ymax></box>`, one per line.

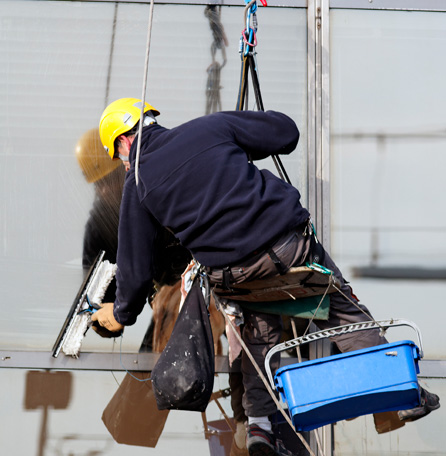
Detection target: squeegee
<box><xmin>52</xmin><ymin>251</ymin><xmax>117</xmax><ymax>358</ymax></box>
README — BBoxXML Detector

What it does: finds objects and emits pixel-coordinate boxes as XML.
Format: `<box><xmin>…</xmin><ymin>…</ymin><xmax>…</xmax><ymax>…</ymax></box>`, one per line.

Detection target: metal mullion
<box><xmin>320</xmin><ymin>0</ymin><xmax>330</xmax><ymax>253</ymax></box>
<box><xmin>307</xmin><ymin>0</ymin><xmax>317</xmax><ymax>225</ymax></box>
<box><xmin>314</xmin><ymin>0</ymin><xmax>323</xmax><ymax>240</ymax></box>
<box><xmin>308</xmin><ymin>0</ymin><xmax>331</xmax><ymax>251</ymax></box>
<box><xmin>308</xmin><ymin>1</ymin><xmax>333</xmax><ymax>453</ymax></box>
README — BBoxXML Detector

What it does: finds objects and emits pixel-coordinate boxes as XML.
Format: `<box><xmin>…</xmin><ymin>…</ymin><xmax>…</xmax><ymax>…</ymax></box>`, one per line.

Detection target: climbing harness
<box><xmin>236</xmin><ymin>0</ymin><xmax>291</xmax><ymax>184</ymax></box>
<box><xmin>229</xmin><ymin>9</ymin><xmax>328</xmax><ymax>448</ymax></box>
<box><xmin>216</xmin><ymin>290</ymin><xmax>320</xmax><ymax>456</ymax></box>
<box><xmin>212</xmin><ymin>256</ymin><xmax>338</xmax><ymax>455</ymax></box>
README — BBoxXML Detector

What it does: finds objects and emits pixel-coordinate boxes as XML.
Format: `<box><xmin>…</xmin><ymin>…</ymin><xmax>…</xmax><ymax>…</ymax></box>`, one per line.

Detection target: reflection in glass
<box><xmin>331</xmin><ymin>8</ymin><xmax>446</xmax><ymax>455</ymax></box>
<box><xmin>1</xmin><ymin>1</ymin><xmax>307</xmax><ymax>353</ymax></box>
<box><xmin>1</xmin><ymin>1</ymin><xmax>307</xmax><ymax>455</ymax></box>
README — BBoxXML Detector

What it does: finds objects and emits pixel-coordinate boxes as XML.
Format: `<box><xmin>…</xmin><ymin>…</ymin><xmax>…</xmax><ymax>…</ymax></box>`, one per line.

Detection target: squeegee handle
<box><xmin>77</xmin><ymin>294</ymin><xmax>101</xmax><ymax>315</ymax></box>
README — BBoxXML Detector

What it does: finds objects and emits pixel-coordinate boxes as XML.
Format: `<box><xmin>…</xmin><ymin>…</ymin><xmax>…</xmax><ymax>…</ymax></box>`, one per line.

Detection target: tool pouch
<box><xmin>151</xmin><ymin>276</ymin><xmax>215</xmax><ymax>412</ymax></box>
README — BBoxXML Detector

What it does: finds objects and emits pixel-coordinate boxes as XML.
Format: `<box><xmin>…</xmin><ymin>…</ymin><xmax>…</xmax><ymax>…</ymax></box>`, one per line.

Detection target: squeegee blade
<box><xmin>51</xmin><ymin>251</ymin><xmax>106</xmax><ymax>358</ymax></box>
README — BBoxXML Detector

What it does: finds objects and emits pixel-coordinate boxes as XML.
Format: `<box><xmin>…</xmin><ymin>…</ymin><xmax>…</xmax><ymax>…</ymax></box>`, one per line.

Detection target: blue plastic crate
<box><xmin>274</xmin><ymin>340</ymin><xmax>421</xmax><ymax>431</ymax></box>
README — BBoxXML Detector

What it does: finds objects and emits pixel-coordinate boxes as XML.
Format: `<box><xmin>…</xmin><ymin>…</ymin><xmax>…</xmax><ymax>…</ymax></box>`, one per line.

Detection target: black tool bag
<box><xmin>151</xmin><ymin>276</ymin><xmax>215</xmax><ymax>412</ymax></box>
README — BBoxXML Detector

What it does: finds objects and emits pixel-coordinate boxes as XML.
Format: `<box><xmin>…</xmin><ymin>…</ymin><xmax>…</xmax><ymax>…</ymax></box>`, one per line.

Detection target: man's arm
<box><xmin>219</xmin><ymin>110</ymin><xmax>300</xmax><ymax>161</ymax></box>
<box><xmin>102</xmin><ymin>172</ymin><xmax>159</xmax><ymax>329</ymax></box>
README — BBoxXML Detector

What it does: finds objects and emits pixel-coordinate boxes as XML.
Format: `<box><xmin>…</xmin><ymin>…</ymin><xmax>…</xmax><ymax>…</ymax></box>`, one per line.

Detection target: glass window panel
<box><xmin>330</xmin><ymin>9</ymin><xmax>446</xmax><ymax>360</ymax></box>
<box><xmin>334</xmin><ymin>377</ymin><xmax>446</xmax><ymax>455</ymax></box>
<box><xmin>0</xmin><ymin>1</ymin><xmax>307</xmax><ymax>451</ymax></box>
<box><xmin>331</xmin><ymin>11</ymin><xmax>446</xmax><ymax>455</ymax></box>
<box><xmin>0</xmin><ymin>1</ymin><xmax>307</xmax><ymax>455</ymax></box>
<box><xmin>1</xmin><ymin>1</ymin><xmax>307</xmax><ymax>353</ymax></box>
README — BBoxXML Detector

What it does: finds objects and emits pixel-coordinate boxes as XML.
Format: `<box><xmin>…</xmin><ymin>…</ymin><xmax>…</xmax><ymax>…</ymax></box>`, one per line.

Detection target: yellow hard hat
<box><xmin>75</xmin><ymin>128</ymin><xmax>122</xmax><ymax>183</ymax></box>
<box><xmin>99</xmin><ymin>98</ymin><xmax>160</xmax><ymax>159</ymax></box>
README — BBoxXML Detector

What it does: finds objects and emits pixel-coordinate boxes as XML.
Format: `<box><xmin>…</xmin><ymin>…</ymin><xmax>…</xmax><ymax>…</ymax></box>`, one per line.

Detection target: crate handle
<box><xmin>265</xmin><ymin>319</ymin><xmax>423</xmax><ymax>390</ymax></box>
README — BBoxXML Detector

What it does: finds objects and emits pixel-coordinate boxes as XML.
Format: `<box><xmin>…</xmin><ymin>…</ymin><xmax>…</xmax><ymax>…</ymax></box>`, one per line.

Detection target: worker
<box><xmin>75</xmin><ymin>128</ymin><xmax>125</xmax><ymax>303</ymax></box>
<box><xmin>92</xmin><ymin>98</ymin><xmax>440</xmax><ymax>456</ymax></box>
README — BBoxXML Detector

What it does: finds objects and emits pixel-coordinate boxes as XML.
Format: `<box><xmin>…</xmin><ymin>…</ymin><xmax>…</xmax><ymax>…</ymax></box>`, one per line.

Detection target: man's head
<box><xmin>99</xmin><ymin>98</ymin><xmax>160</xmax><ymax>171</ymax></box>
<box><xmin>75</xmin><ymin>128</ymin><xmax>121</xmax><ymax>183</ymax></box>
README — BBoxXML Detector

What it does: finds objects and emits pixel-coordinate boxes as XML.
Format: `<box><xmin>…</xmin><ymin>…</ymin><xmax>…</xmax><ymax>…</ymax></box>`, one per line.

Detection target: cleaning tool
<box><xmin>52</xmin><ymin>251</ymin><xmax>117</xmax><ymax>358</ymax></box>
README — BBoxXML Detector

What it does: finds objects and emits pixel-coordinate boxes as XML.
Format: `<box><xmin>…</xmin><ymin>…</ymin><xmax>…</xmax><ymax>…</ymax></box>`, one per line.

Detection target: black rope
<box><xmin>205</xmin><ymin>5</ymin><xmax>228</xmax><ymax>115</ymax></box>
<box><xmin>236</xmin><ymin>20</ymin><xmax>291</xmax><ymax>185</ymax></box>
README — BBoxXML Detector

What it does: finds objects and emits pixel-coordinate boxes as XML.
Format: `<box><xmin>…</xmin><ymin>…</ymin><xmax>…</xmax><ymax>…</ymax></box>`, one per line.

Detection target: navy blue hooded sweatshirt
<box><xmin>114</xmin><ymin>110</ymin><xmax>310</xmax><ymax>325</ymax></box>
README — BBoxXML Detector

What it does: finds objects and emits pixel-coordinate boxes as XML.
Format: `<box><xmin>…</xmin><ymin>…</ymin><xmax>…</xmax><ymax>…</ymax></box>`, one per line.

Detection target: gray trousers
<box><xmin>208</xmin><ymin>224</ymin><xmax>387</xmax><ymax>418</ymax></box>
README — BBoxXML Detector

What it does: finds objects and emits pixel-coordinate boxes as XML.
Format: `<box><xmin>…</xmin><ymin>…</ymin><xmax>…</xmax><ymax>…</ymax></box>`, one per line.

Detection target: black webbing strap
<box><xmin>236</xmin><ymin>44</ymin><xmax>291</xmax><ymax>185</ymax></box>
<box><xmin>267</xmin><ymin>247</ymin><xmax>288</xmax><ymax>275</ymax></box>
<box><xmin>222</xmin><ymin>266</ymin><xmax>233</xmax><ymax>290</ymax></box>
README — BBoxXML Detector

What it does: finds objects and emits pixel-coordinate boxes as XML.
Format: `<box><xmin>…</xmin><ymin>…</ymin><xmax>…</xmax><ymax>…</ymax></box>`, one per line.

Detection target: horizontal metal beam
<box><xmin>4</xmin><ymin>0</ymin><xmax>444</xmax><ymax>10</ymax></box>
<box><xmin>0</xmin><ymin>350</ymin><xmax>302</xmax><ymax>373</ymax></box>
<box><xmin>330</xmin><ymin>0</ymin><xmax>446</xmax><ymax>12</ymax></box>
<box><xmin>1</xmin><ymin>350</ymin><xmax>446</xmax><ymax>378</ymax></box>
<box><xmin>0</xmin><ymin>350</ymin><xmax>227</xmax><ymax>373</ymax></box>
<box><xmin>0</xmin><ymin>0</ymin><xmax>307</xmax><ymax>7</ymax></box>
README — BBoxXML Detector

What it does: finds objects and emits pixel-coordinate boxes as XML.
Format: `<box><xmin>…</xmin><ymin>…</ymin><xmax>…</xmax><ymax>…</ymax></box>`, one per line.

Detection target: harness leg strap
<box><xmin>222</xmin><ymin>267</ymin><xmax>233</xmax><ymax>290</ymax></box>
<box><xmin>267</xmin><ymin>248</ymin><xmax>287</xmax><ymax>275</ymax></box>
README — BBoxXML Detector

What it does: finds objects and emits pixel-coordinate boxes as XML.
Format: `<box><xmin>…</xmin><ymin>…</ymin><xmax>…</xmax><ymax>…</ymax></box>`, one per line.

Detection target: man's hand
<box><xmin>90</xmin><ymin>303</ymin><xmax>124</xmax><ymax>333</ymax></box>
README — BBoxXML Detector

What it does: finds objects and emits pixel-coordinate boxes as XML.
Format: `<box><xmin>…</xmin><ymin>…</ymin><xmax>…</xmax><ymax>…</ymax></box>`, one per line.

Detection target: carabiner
<box><xmin>242</xmin><ymin>27</ymin><xmax>257</xmax><ymax>56</ymax></box>
<box><xmin>244</xmin><ymin>0</ymin><xmax>258</xmax><ymax>14</ymax></box>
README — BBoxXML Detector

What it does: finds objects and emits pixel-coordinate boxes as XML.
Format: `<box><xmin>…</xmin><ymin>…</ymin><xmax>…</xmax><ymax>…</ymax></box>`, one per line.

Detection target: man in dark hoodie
<box><xmin>92</xmin><ymin>98</ymin><xmax>439</xmax><ymax>456</ymax></box>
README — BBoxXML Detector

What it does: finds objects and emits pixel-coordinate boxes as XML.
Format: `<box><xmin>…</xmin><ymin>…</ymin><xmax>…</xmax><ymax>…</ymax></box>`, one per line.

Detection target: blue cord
<box><xmin>118</xmin><ymin>334</ymin><xmax>152</xmax><ymax>383</ymax></box>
